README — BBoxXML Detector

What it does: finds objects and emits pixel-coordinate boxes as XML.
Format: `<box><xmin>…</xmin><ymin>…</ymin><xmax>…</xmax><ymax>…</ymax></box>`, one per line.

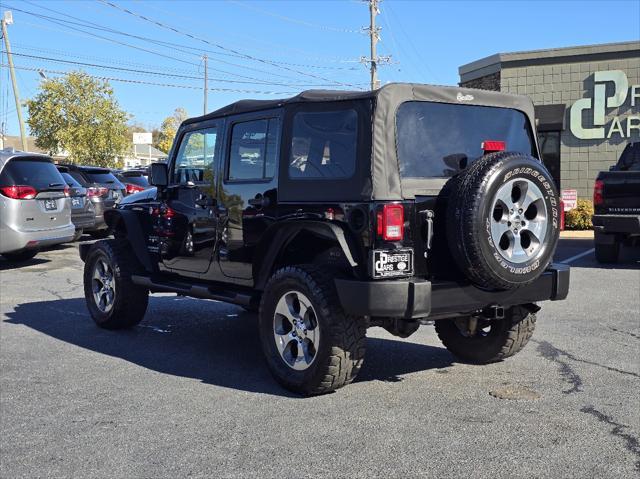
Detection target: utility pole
<box><xmin>361</xmin><ymin>0</ymin><xmax>390</xmax><ymax>91</ymax></box>
<box><xmin>1</xmin><ymin>11</ymin><xmax>27</xmax><ymax>151</ymax></box>
<box><xmin>203</xmin><ymin>54</ymin><xmax>208</xmax><ymax>115</ymax></box>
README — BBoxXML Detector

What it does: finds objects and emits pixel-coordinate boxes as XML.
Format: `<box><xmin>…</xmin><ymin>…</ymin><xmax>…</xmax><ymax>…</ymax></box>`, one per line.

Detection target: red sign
<box><xmin>561</xmin><ymin>189</ymin><xmax>578</xmax><ymax>211</ymax></box>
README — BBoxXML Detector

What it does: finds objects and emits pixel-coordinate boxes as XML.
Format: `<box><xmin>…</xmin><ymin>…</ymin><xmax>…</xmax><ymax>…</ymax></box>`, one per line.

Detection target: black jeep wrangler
<box><xmin>80</xmin><ymin>84</ymin><xmax>570</xmax><ymax>395</ymax></box>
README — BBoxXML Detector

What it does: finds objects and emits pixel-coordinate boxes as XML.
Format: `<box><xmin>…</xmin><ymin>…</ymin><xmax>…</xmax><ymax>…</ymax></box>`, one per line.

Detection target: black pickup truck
<box><xmin>593</xmin><ymin>142</ymin><xmax>640</xmax><ymax>263</ymax></box>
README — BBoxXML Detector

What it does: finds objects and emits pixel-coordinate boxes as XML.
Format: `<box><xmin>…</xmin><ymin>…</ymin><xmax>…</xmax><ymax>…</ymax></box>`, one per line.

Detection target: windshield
<box><xmin>0</xmin><ymin>158</ymin><xmax>66</xmax><ymax>190</ymax></box>
<box><xmin>396</xmin><ymin>101</ymin><xmax>536</xmax><ymax>178</ymax></box>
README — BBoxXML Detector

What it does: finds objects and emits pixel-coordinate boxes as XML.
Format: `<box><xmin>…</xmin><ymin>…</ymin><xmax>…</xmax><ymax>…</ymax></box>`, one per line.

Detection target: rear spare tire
<box><xmin>447</xmin><ymin>152</ymin><xmax>560</xmax><ymax>290</ymax></box>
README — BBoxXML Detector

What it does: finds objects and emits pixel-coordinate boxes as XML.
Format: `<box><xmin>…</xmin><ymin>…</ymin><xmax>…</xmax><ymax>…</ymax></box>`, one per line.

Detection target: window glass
<box><xmin>396</xmin><ymin>102</ymin><xmax>535</xmax><ymax>178</ymax></box>
<box><xmin>85</xmin><ymin>171</ymin><xmax>119</xmax><ymax>184</ymax></box>
<box><xmin>174</xmin><ymin>127</ymin><xmax>217</xmax><ymax>184</ymax></box>
<box><xmin>228</xmin><ymin>118</ymin><xmax>278</xmax><ymax>181</ymax></box>
<box><xmin>616</xmin><ymin>142</ymin><xmax>640</xmax><ymax>171</ymax></box>
<box><xmin>289</xmin><ymin>110</ymin><xmax>357</xmax><ymax>180</ymax></box>
<box><xmin>61</xmin><ymin>172</ymin><xmax>82</xmax><ymax>187</ymax></box>
<box><xmin>0</xmin><ymin>159</ymin><xmax>65</xmax><ymax>190</ymax></box>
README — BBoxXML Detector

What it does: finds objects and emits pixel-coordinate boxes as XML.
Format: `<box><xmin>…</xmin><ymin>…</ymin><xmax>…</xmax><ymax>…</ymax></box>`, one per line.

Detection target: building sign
<box><xmin>569</xmin><ymin>70</ymin><xmax>639</xmax><ymax>140</ymax></box>
<box><xmin>133</xmin><ymin>132</ymin><xmax>153</xmax><ymax>144</ymax></box>
<box><xmin>561</xmin><ymin>189</ymin><xmax>578</xmax><ymax>211</ymax></box>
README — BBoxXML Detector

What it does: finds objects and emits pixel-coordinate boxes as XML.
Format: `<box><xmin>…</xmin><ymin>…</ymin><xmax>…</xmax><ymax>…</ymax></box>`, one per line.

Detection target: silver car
<box><xmin>0</xmin><ymin>150</ymin><xmax>75</xmax><ymax>263</ymax></box>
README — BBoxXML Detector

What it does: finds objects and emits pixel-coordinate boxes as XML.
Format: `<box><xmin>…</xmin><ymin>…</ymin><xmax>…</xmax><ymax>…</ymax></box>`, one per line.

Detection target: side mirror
<box><xmin>149</xmin><ymin>162</ymin><xmax>168</xmax><ymax>187</ymax></box>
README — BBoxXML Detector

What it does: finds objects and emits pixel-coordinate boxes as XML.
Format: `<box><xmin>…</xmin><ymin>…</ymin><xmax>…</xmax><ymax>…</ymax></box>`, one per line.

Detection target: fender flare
<box><xmin>104</xmin><ymin>209</ymin><xmax>155</xmax><ymax>273</ymax></box>
<box><xmin>254</xmin><ymin>220</ymin><xmax>360</xmax><ymax>290</ymax></box>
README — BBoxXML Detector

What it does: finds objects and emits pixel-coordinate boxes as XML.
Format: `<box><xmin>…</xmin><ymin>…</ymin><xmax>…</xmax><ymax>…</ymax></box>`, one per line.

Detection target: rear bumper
<box><xmin>335</xmin><ymin>264</ymin><xmax>570</xmax><ymax>320</ymax></box>
<box><xmin>0</xmin><ymin>223</ymin><xmax>75</xmax><ymax>254</ymax></box>
<box><xmin>71</xmin><ymin>211</ymin><xmax>97</xmax><ymax>229</ymax></box>
<box><xmin>592</xmin><ymin>214</ymin><xmax>640</xmax><ymax>235</ymax></box>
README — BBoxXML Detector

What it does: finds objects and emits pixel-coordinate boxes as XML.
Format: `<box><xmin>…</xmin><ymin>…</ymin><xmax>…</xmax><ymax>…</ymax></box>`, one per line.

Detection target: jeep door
<box><xmin>217</xmin><ymin>112</ymin><xmax>280</xmax><ymax>283</ymax></box>
<box><xmin>161</xmin><ymin>123</ymin><xmax>220</xmax><ymax>275</ymax></box>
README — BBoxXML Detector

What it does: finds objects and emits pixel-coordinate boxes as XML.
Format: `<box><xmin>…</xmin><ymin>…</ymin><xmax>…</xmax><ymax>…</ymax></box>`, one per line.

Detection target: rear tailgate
<box><xmin>598</xmin><ymin>171</ymin><xmax>640</xmax><ymax>214</ymax></box>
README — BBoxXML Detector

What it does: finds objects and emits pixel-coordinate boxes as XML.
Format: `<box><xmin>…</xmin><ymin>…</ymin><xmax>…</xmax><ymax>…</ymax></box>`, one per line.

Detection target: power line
<box><xmin>5</xmin><ymin>50</ymin><xmax>367</xmax><ymax>88</ymax></box>
<box><xmin>96</xmin><ymin>0</ymin><xmax>359</xmax><ymax>88</ymax></box>
<box><xmin>229</xmin><ymin>0</ymin><xmax>365</xmax><ymax>34</ymax></box>
<box><xmin>2</xmin><ymin>64</ymin><xmax>298</xmax><ymax>95</ymax></box>
<box><xmin>8</xmin><ymin>4</ymin><xmax>354</xmax><ymax>84</ymax></box>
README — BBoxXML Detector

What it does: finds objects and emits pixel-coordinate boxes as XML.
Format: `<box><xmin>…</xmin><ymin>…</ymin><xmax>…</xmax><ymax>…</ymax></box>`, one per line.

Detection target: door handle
<box><xmin>248</xmin><ymin>195</ymin><xmax>269</xmax><ymax>208</ymax></box>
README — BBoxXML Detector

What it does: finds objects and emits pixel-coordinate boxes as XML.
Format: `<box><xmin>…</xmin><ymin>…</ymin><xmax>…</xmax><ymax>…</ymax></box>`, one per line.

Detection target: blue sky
<box><xmin>1</xmin><ymin>0</ymin><xmax>639</xmax><ymax>136</ymax></box>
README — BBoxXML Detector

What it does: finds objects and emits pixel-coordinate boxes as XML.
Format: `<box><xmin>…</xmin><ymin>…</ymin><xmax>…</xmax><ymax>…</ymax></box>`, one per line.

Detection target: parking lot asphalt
<box><xmin>1</xmin><ymin>238</ymin><xmax>639</xmax><ymax>478</ymax></box>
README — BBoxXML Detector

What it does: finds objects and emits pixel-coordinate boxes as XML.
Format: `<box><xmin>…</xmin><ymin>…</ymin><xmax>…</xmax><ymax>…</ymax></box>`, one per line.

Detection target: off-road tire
<box><xmin>1</xmin><ymin>249</ymin><xmax>38</xmax><ymax>263</ymax></box>
<box><xmin>595</xmin><ymin>241</ymin><xmax>619</xmax><ymax>263</ymax></box>
<box><xmin>83</xmin><ymin>239</ymin><xmax>149</xmax><ymax>329</ymax></box>
<box><xmin>259</xmin><ymin>265</ymin><xmax>367</xmax><ymax>395</ymax></box>
<box><xmin>447</xmin><ymin>152</ymin><xmax>560</xmax><ymax>290</ymax></box>
<box><xmin>435</xmin><ymin>306</ymin><xmax>536</xmax><ymax>364</ymax></box>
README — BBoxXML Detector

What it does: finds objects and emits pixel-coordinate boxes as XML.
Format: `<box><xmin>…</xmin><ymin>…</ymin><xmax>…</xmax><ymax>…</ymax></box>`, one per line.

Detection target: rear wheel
<box><xmin>83</xmin><ymin>239</ymin><xmax>148</xmax><ymax>329</ymax></box>
<box><xmin>1</xmin><ymin>249</ymin><xmax>38</xmax><ymax>263</ymax></box>
<box><xmin>595</xmin><ymin>241</ymin><xmax>619</xmax><ymax>263</ymax></box>
<box><xmin>435</xmin><ymin>306</ymin><xmax>536</xmax><ymax>364</ymax></box>
<box><xmin>259</xmin><ymin>265</ymin><xmax>367</xmax><ymax>395</ymax></box>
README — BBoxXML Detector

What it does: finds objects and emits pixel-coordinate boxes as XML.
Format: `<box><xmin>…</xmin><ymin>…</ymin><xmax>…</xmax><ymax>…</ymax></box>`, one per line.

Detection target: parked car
<box><xmin>57</xmin><ymin>166</ymin><xmax>97</xmax><ymax>241</ymax></box>
<box><xmin>114</xmin><ymin>169</ymin><xmax>151</xmax><ymax>196</ymax></box>
<box><xmin>80</xmin><ymin>84</ymin><xmax>569</xmax><ymax>395</ymax></box>
<box><xmin>59</xmin><ymin>164</ymin><xmax>125</xmax><ymax>239</ymax></box>
<box><xmin>592</xmin><ymin>142</ymin><xmax>640</xmax><ymax>263</ymax></box>
<box><xmin>0</xmin><ymin>150</ymin><xmax>75</xmax><ymax>262</ymax></box>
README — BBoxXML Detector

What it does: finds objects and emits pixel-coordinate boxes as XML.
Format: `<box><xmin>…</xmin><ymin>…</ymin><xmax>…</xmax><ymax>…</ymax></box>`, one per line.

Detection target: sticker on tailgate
<box><xmin>372</xmin><ymin>249</ymin><xmax>413</xmax><ymax>278</ymax></box>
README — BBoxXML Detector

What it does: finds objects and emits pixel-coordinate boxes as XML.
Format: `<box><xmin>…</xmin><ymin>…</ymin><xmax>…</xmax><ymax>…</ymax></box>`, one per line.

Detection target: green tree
<box><xmin>156</xmin><ymin>107</ymin><xmax>188</xmax><ymax>153</ymax></box>
<box><xmin>26</xmin><ymin>71</ymin><xmax>130</xmax><ymax>168</ymax></box>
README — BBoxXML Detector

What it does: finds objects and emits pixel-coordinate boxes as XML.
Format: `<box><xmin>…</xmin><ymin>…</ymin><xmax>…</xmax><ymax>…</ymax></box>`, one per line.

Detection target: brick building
<box><xmin>459</xmin><ymin>41</ymin><xmax>640</xmax><ymax>199</ymax></box>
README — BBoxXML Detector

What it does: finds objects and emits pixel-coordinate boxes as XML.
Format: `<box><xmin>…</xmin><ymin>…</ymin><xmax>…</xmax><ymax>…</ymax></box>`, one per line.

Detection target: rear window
<box><xmin>289</xmin><ymin>109</ymin><xmax>357</xmax><ymax>180</ymax></box>
<box><xmin>84</xmin><ymin>171</ymin><xmax>119</xmax><ymax>184</ymax></box>
<box><xmin>396</xmin><ymin>102</ymin><xmax>536</xmax><ymax>178</ymax></box>
<box><xmin>61</xmin><ymin>172</ymin><xmax>82</xmax><ymax>187</ymax></box>
<box><xmin>0</xmin><ymin>159</ymin><xmax>65</xmax><ymax>190</ymax></box>
<box><xmin>615</xmin><ymin>142</ymin><xmax>640</xmax><ymax>171</ymax></box>
<box><xmin>119</xmin><ymin>174</ymin><xmax>149</xmax><ymax>187</ymax></box>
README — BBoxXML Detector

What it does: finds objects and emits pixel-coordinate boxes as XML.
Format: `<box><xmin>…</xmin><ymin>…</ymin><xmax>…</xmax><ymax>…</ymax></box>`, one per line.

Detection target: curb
<box><xmin>560</xmin><ymin>230</ymin><xmax>594</xmax><ymax>239</ymax></box>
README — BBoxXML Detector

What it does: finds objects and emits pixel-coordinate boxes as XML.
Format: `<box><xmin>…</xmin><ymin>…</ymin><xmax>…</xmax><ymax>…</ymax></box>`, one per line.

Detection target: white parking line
<box><xmin>561</xmin><ymin>248</ymin><xmax>595</xmax><ymax>264</ymax></box>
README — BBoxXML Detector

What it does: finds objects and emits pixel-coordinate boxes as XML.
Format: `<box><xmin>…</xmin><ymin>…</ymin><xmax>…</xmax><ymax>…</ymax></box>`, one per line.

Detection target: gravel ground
<box><xmin>1</xmin><ymin>238</ymin><xmax>639</xmax><ymax>478</ymax></box>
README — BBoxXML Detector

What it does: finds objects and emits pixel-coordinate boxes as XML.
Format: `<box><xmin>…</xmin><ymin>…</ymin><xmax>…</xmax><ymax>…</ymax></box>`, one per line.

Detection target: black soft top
<box><xmin>183</xmin><ymin>90</ymin><xmax>376</xmax><ymax>125</ymax></box>
<box><xmin>181</xmin><ymin>83</ymin><xmax>538</xmax><ymax>200</ymax></box>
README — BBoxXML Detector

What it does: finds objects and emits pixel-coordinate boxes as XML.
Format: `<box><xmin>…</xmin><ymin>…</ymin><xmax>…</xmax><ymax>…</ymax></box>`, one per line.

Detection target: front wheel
<box><xmin>83</xmin><ymin>239</ymin><xmax>149</xmax><ymax>329</ymax></box>
<box><xmin>435</xmin><ymin>306</ymin><xmax>536</xmax><ymax>364</ymax></box>
<box><xmin>259</xmin><ymin>265</ymin><xmax>367</xmax><ymax>395</ymax></box>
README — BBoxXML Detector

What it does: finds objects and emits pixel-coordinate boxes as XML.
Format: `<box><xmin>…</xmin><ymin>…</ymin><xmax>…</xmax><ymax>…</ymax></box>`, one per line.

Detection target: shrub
<box><xmin>564</xmin><ymin>199</ymin><xmax>594</xmax><ymax>230</ymax></box>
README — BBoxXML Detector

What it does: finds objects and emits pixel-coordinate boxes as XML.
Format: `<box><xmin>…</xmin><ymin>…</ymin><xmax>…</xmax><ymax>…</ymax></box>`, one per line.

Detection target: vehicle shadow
<box><xmin>4</xmin><ymin>296</ymin><xmax>454</xmax><ymax>397</ymax></box>
<box><xmin>0</xmin><ymin>257</ymin><xmax>50</xmax><ymax>270</ymax></box>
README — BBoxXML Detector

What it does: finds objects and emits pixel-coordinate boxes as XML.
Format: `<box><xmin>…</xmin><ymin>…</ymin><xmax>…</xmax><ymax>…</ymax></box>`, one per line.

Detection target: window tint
<box><xmin>61</xmin><ymin>172</ymin><xmax>82</xmax><ymax>187</ymax></box>
<box><xmin>289</xmin><ymin>110</ymin><xmax>357</xmax><ymax>180</ymax></box>
<box><xmin>85</xmin><ymin>171</ymin><xmax>119</xmax><ymax>184</ymax></box>
<box><xmin>174</xmin><ymin>127</ymin><xmax>217</xmax><ymax>184</ymax></box>
<box><xmin>119</xmin><ymin>175</ymin><xmax>149</xmax><ymax>187</ymax></box>
<box><xmin>228</xmin><ymin>118</ymin><xmax>278</xmax><ymax>181</ymax></box>
<box><xmin>68</xmin><ymin>171</ymin><xmax>87</xmax><ymax>186</ymax></box>
<box><xmin>396</xmin><ymin>102</ymin><xmax>535</xmax><ymax>178</ymax></box>
<box><xmin>0</xmin><ymin>159</ymin><xmax>65</xmax><ymax>190</ymax></box>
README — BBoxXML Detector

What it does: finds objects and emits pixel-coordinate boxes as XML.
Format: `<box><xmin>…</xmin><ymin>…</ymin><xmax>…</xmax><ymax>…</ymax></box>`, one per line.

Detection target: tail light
<box><xmin>0</xmin><ymin>185</ymin><xmax>37</xmax><ymax>199</ymax></box>
<box><xmin>125</xmin><ymin>183</ymin><xmax>145</xmax><ymax>195</ymax></box>
<box><xmin>482</xmin><ymin>140</ymin><xmax>506</xmax><ymax>153</ymax></box>
<box><xmin>151</xmin><ymin>205</ymin><xmax>176</xmax><ymax>218</ymax></box>
<box><xmin>593</xmin><ymin>179</ymin><xmax>604</xmax><ymax>206</ymax></box>
<box><xmin>377</xmin><ymin>203</ymin><xmax>404</xmax><ymax>241</ymax></box>
<box><xmin>87</xmin><ymin>187</ymin><xmax>109</xmax><ymax>198</ymax></box>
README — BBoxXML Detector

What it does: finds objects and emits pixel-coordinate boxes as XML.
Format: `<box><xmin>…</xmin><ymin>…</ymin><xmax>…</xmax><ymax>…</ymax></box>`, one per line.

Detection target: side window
<box><xmin>228</xmin><ymin>118</ymin><xmax>279</xmax><ymax>181</ymax></box>
<box><xmin>173</xmin><ymin>127</ymin><xmax>217</xmax><ymax>184</ymax></box>
<box><xmin>289</xmin><ymin>109</ymin><xmax>357</xmax><ymax>180</ymax></box>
